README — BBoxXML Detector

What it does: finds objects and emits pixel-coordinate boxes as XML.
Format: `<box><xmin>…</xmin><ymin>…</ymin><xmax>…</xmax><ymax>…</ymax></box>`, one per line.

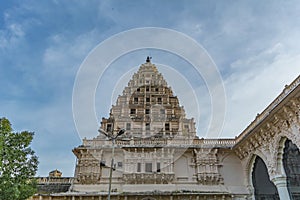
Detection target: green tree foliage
<box><xmin>0</xmin><ymin>118</ymin><xmax>39</xmax><ymax>200</ymax></box>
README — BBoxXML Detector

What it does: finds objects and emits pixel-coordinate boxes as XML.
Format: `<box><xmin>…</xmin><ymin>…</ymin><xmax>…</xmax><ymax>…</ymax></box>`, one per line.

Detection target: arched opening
<box><xmin>252</xmin><ymin>156</ymin><xmax>279</xmax><ymax>199</ymax></box>
<box><xmin>283</xmin><ymin>139</ymin><xmax>300</xmax><ymax>199</ymax></box>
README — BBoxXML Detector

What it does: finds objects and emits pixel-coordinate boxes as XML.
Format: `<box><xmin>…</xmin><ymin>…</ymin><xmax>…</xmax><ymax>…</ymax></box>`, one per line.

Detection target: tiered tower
<box><xmin>100</xmin><ymin>57</ymin><xmax>196</xmax><ymax>139</ymax></box>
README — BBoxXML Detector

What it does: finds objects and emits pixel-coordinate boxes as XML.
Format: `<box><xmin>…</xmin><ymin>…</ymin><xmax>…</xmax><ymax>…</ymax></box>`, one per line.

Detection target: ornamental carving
<box><xmin>234</xmin><ymin>96</ymin><xmax>300</xmax><ymax>163</ymax></box>
<box><xmin>193</xmin><ymin>148</ymin><xmax>223</xmax><ymax>185</ymax></box>
<box><xmin>123</xmin><ymin>173</ymin><xmax>174</xmax><ymax>184</ymax></box>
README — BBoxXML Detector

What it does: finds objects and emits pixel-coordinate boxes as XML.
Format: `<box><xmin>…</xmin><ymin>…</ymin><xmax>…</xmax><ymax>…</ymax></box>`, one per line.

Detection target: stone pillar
<box><xmin>271</xmin><ymin>176</ymin><xmax>291</xmax><ymax>200</ymax></box>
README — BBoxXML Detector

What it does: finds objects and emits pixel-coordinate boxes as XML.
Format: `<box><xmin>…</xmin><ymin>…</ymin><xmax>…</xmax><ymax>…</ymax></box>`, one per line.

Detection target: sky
<box><xmin>1</xmin><ymin>0</ymin><xmax>300</xmax><ymax>177</ymax></box>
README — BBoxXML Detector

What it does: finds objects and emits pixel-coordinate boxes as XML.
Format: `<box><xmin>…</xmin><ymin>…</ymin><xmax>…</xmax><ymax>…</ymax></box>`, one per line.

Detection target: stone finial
<box><xmin>146</xmin><ymin>56</ymin><xmax>152</xmax><ymax>63</ymax></box>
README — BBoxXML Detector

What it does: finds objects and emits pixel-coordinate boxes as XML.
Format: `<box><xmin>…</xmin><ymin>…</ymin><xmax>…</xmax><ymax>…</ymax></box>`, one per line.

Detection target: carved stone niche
<box><xmin>193</xmin><ymin>148</ymin><xmax>224</xmax><ymax>185</ymax></box>
<box><xmin>75</xmin><ymin>149</ymin><xmax>101</xmax><ymax>184</ymax></box>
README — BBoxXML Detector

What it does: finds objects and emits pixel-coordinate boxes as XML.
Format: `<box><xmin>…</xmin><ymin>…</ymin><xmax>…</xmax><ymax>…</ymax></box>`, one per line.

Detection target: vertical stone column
<box><xmin>271</xmin><ymin>176</ymin><xmax>291</xmax><ymax>200</ymax></box>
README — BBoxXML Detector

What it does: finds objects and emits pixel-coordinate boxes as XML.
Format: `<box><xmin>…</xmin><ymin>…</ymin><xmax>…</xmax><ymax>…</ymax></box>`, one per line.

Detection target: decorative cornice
<box><xmin>234</xmin><ymin>96</ymin><xmax>300</xmax><ymax>161</ymax></box>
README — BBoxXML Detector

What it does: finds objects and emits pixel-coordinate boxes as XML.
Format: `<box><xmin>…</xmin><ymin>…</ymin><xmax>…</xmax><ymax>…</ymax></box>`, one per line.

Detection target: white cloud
<box><xmin>175</xmin><ymin>20</ymin><xmax>203</xmax><ymax>39</ymax></box>
<box><xmin>0</xmin><ymin>22</ymin><xmax>25</xmax><ymax>49</ymax></box>
<box><xmin>43</xmin><ymin>30</ymin><xmax>99</xmax><ymax>71</ymax></box>
<box><xmin>223</xmin><ymin>43</ymin><xmax>300</xmax><ymax>137</ymax></box>
<box><xmin>9</xmin><ymin>23</ymin><xmax>24</xmax><ymax>37</ymax></box>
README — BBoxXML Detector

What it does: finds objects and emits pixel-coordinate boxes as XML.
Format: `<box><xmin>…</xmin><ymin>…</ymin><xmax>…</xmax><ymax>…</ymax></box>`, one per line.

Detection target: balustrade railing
<box><xmin>37</xmin><ymin>177</ymin><xmax>74</xmax><ymax>184</ymax></box>
<box><xmin>123</xmin><ymin>172</ymin><xmax>175</xmax><ymax>184</ymax></box>
<box><xmin>83</xmin><ymin>138</ymin><xmax>236</xmax><ymax>147</ymax></box>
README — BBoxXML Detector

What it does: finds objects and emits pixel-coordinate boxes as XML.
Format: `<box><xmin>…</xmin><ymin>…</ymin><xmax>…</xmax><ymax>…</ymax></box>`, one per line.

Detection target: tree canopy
<box><xmin>0</xmin><ymin>118</ymin><xmax>39</xmax><ymax>200</ymax></box>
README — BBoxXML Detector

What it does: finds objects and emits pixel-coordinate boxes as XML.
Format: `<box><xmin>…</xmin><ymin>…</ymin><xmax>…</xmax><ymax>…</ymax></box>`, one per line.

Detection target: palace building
<box><xmin>33</xmin><ymin>58</ymin><xmax>300</xmax><ymax>200</ymax></box>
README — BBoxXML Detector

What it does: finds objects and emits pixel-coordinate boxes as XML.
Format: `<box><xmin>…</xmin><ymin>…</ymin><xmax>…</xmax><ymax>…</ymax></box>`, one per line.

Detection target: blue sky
<box><xmin>1</xmin><ymin>0</ymin><xmax>300</xmax><ymax>176</ymax></box>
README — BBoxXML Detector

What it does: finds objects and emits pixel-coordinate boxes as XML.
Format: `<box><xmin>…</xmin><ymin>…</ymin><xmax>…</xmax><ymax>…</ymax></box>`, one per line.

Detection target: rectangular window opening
<box><xmin>157</xmin><ymin>97</ymin><xmax>162</xmax><ymax>104</ymax></box>
<box><xmin>137</xmin><ymin>163</ymin><xmax>141</xmax><ymax>172</ymax></box>
<box><xmin>146</xmin><ymin>123</ymin><xmax>150</xmax><ymax>130</ymax></box>
<box><xmin>165</xmin><ymin>123</ymin><xmax>170</xmax><ymax>131</ymax></box>
<box><xmin>145</xmin><ymin>109</ymin><xmax>150</xmax><ymax>114</ymax></box>
<box><xmin>126</xmin><ymin>123</ymin><xmax>131</xmax><ymax>130</ymax></box>
<box><xmin>107</xmin><ymin>124</ymin><xmax>112</xmax><ymax>132</ymax></box>
<box><xmin>145</xmin><ymin>163</ymin><xmax>152</xmax><ymax>173</ymax></box>
<box><xmin>157</xmin><ymin>163</ymin><xmax>161</xmax><ymax>172</ymax></box>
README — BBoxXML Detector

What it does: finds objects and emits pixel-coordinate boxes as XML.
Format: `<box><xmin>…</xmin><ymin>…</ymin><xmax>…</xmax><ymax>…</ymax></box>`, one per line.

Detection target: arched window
<box><xmin>252</xmin><ymin>156</ymin><xmax>279</xmax><ymax>199</ymax></box>
<box><xmin>283</xmin><ymin>139</ymin><xmax>300</xmax><ymax>199</ymax></box>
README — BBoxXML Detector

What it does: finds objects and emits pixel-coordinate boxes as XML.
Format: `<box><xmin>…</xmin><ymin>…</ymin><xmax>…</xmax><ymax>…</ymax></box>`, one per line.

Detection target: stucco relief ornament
<box><xmin>291</xmin><ymin>98</ymin><xmax>300</xmax><ymax>110</ymax></box>
<box><xmin>246</xmin><ymin>141</ymin><xmax>253</xmax><ymax>152</ymax></box>
<box><xmin>250</xmin><ymin>137</ymin><xmax>259</xmax><ymax>149</ymax></box>
<box><xmin>264</xmin><ymin>137</ymin><xmax>279</xmax><ymax>178</ymax></box>
<box><xmin>260</xmin><ymin>136</ymin><xmax>273</xmax><ymax>164</ymax></box>
<box><xmin>261</xmin><ymin>129</ymin><xmax>270</xmax><ymax>144</ymax></box>
<box><xmin>279</xmin><ymin>120</ymin><xmax>298</xmax><ymax>147</ymax></box>
<box><xmin>235</xmin><ymin>147</ymin><xmax>244</xmax><ymax>160</ymax></box>
<box><xmin>267</xmin><ymin>160</ymin><xmax>277</xmax><ymax>178</ymax></box>
<box><xmin>295</xmin><ymin>108</ymin><xmax>300</xmax><ymax>124</ymax></box>
<box><xmin>243</xmin><ymin>145</ymin><xmax>250</xmax><ymax>158</ymax></box>
<box><xmin>285</xmin><ymin>128</ymin><xmax>300</xmax><ymax>150</ymax></box>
